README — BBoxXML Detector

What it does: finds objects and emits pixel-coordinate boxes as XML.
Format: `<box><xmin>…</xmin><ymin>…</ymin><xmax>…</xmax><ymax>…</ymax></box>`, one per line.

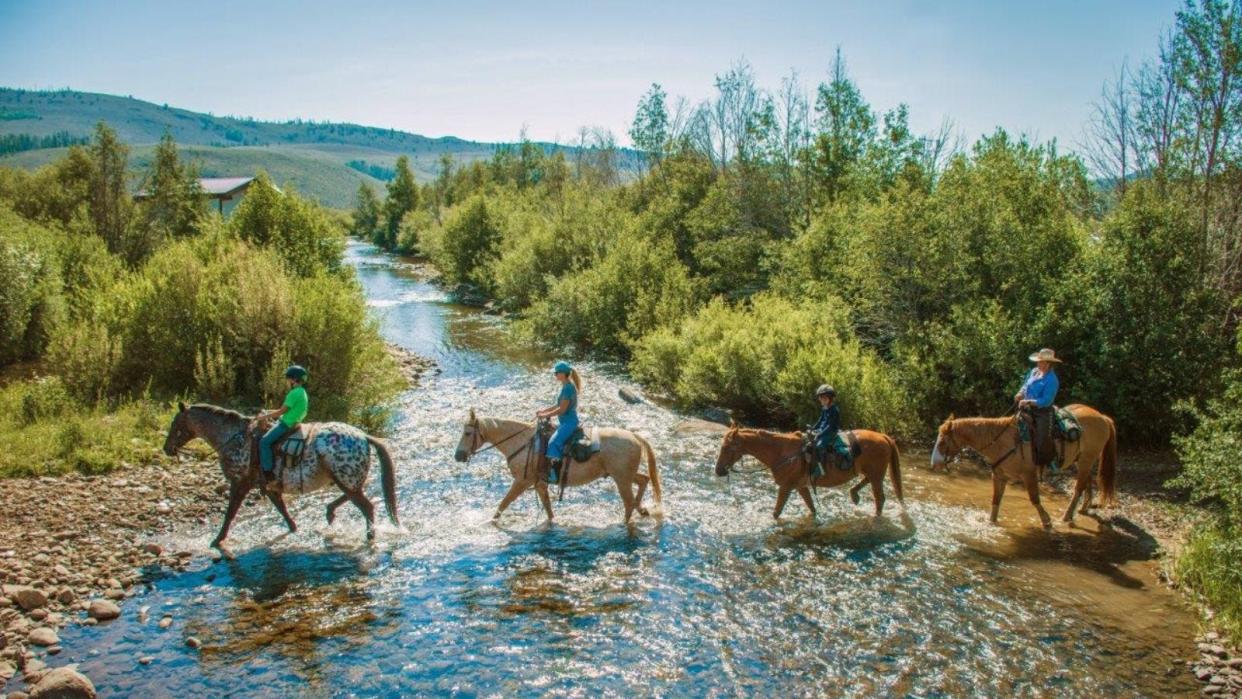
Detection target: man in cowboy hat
<box><xmin>1013</xmin><ymin>348</ymin><xmax>1061</xmax><ymax>467</ymax></box>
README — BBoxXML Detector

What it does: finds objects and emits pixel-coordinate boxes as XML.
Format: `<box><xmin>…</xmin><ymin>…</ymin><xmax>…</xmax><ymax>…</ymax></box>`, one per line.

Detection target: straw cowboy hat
<box><xmin>1028</xmin><ymin>348</ymin><xmax>1063</xmax><ymax>363</ymax></box>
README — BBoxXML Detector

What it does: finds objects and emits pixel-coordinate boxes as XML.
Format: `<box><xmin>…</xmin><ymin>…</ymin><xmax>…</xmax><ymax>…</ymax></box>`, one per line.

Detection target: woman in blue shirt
<box><xmin>1014</xmin><ymin>348</ymin><xmax>1061</xmax><ymax>466</ymax></box>
<box><xmin>536</xmin><ymin>361</ymin><xmax>582</xmax><ymax>484</ymax></box>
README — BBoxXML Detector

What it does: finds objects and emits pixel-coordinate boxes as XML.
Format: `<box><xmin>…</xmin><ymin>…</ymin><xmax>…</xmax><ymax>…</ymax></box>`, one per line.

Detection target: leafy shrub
<box><xmin>19</xmin><ymin>376</ymin><xmax>72</xmax><ymax>426</ymax></box>
<box><xmin>395</xmin><ymin>208</ymin><xmax>436</xmax><ymax>255</ymax></box>
<box><xmin>631</xmin><ymin>293</ymin><xmax>914</xmax><ymax>433</ymax></box>
<box><xmin>523</xmin><ymin>234</ymin><xmax>698</xmax><ymax>355</ymax></box>
<box><xmin>0</xmin><ymin>208</ymin><xmax>66</xmax><ymax>365</ymax></box>
<box><xmin>430</xmin><ymin>194</ymin><xmax>503</xmax><ymax>292</ymax></box>
<box><xmin>228</xmin><ymin>172</ymin><xmax>345</xmax><ymax>278</ymax></box>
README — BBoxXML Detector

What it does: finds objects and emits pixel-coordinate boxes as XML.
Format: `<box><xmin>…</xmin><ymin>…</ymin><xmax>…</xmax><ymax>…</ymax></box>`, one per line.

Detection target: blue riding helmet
<box><xmin>285</xmin><ymin>365</ymin><xmax>308</xmax><ymax>381</ymax></box>
<box><xmin>553</xmin><ymin>361</ymin><xmax>572</xmax><ymax>375</ymax></box>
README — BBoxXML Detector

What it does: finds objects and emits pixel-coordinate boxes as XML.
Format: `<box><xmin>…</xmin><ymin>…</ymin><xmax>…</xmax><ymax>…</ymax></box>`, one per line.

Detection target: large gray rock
<box><xmin>618</xmin><ymin>387</ymin><xmax>645</xmax><ymax>405</ymax></box>
<box><xmin>29</xmin><ymin>666</ymin><xmax>96</xmax><ymax>699</ymax></box>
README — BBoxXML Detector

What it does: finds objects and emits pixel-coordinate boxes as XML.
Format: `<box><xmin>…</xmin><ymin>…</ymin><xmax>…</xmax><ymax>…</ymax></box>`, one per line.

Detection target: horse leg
<box><xmin>347</xmin><ymin>490</ymin><xmax>376</xmax><ymax>540</ymax></box>
<box><xmin>773</xmin><ymin>484</ymin><xmax>793</xmax><ymax>520</ymax></box>
<box><xmin>212</xmin><ymin>480</ymin><xmax>252</xmax><ymax>548</ymax></box>
<box><xmin>266</xmin><ymin>491</ymin><xmax>298</xmax><ymax>533</ymax></box>
<box><xmin>990</xmin><ymin>473</ymin><xmax>1007</xmax><ymax>525</ymax></box>
<box><xmin>533</xmin><ymin>482</ymin><xmax>555</xmax><ymax>521</ymax></box>
<box><xmin>494</xmin><ymin>480</ymin><xmax>531</xmax><ymax>520</ymax></box>
<box><xmin>614</xmin><ymin>475</ymin><xmax>637</xmax><ymax>523</ymax></box>
<box><xmin>869</xmin><ymin>472</ymin><xmax>886</xmax><ymax>517</ymax></box>
<box><xmin>325</xmin><ymin>493</ymin><xmax>350</xmax><ymax>524</ymax></box>
<box><xmin>797</xmin><ymin>487</ymin><xmax>818</xmax><ymax>517</ymax></box>
<box><xmin>634</xmin><ymin>473</ymin><xmax>650</xmax><ymax>517</ymax></box>
<box><xmin>849</xmin><ymin>478</ymin><xmax>866</xmax><ymax>505</ymax></box>
<box><xmin>1024</xmin><ymin>472</ymin><xmax>1053</xmax><ymax>529</ymax></box>
<box><xmin>1061</xmin><ymin>468</ymin><xmax>1090</xmax><ymax>523</ymax></box>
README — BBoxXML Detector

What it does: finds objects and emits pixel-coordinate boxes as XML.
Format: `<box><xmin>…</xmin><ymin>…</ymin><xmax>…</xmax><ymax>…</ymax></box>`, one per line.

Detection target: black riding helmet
<box><xmin>285</xmin><ymin>365</ymin><xmax>308</xmax><ymax>382</ymax></box>
<box><xmin>815</xmin><ymin>384</ymin><xmax>836</xmax><ymax>398</ymax></box>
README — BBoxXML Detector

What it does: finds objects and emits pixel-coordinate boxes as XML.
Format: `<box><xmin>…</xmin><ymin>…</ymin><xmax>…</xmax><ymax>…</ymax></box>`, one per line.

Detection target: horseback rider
<box><xmin>807</xmin><ymin>384</ymin><xmax>841</xmax><ymax>478</ymax></box>
<box><xmin>536</xmin><ymin>361</ymin><xmax>581</xmax><ymax>485</ymax></box>
<box><xmin>1014</xmin><ymin>348</ymin><xmax>1060</xmax><ymax>467</ymax></box>
<box><xmin>256</xmin><ymin>365</ymin><xmax>309</xmax><ymax>492</ymax></box>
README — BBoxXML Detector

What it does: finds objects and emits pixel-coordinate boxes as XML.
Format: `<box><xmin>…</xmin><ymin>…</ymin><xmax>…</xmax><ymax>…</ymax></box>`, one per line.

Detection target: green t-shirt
<box><xmin>281</xmin><ymin>385</ymin><xmax>308</xmax><ymax>427</ymax></box>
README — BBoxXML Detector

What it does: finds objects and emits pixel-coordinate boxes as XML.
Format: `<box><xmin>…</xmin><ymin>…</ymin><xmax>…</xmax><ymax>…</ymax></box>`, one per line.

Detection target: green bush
<box><xmin>228</xmin><ymin>172</ymin><xmax>346</xmax><ymax>278</ymax></box>
<box><xmin>523</xmin><ymin>234</ymin><xmax>698</xmax><ymax>355</ymax></box>
<box><xmin>430</xmin><ymin>194</ymin><xmax>503</xmax><ymax>292</ymax></box>
<box><xmin>19</xmin><ymin>376</ymin><xmax>72</xmax><ymax>426</ymax></box>
<box><xmin>395</xmin><ymin>208</ymin><xmax>436</xmax><ymax>255</ymax></box>
<box><xmin>0</xmin><ymin>208</ymin><xmax>66</xmax><ymax>365</ymax></box>
<box><xmin>631</xmin><ymin>293</ymin><xmax>914</xmax><ymax>433</ymax></box>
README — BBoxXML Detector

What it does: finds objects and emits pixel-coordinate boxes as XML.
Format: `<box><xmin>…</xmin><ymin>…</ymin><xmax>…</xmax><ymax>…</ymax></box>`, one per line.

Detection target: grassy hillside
<box><xmin>0</xmin><ymin>143</ymin><xmax>385</xmax><ymax>208</ymax></box>
<box><xmin>0</xmin><ymin>87</ymin><xmax>636</xmax><ymax>207</ymax></box>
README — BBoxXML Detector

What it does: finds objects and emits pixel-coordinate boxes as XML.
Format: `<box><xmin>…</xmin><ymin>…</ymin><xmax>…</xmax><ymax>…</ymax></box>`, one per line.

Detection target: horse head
<box><xmin>930</xmin><ymin>414</ymin><xmax>959</xmax><ymax>471</ymax></box>
<box><xmin>454</xmin><ymin>409</ymin><xmax>479</xmax><ymax>463</ymax></box>
<box><xmin>162</xmin><ymin>402</ymin><xmax>195</xmax><ymax>457</ymax></box>
<box><xmin>714</xmin><ymin>423</ymin><xmax>744</xmax><ymax>477</ymax></box>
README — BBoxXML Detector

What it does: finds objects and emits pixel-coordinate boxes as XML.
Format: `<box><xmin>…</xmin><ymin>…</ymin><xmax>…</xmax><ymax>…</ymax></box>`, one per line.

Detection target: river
<box><xmin>46</xmin><ymin>241</ymin><xmax>1198</xmax><ymax>696</ymax></box>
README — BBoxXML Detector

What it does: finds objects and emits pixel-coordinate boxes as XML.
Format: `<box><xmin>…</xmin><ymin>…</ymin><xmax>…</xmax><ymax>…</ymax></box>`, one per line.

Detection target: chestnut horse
<box><xmin>929</xmin><ymin>404</ymin><xmax>1117</xmax><ymax>528</ymax></box>
<box><xmin>453</xmin><ymin>409</ymin><xmax>662</xmax><ymax>523</ymax></box>
<box><xmin>714</xmin><ymin>424</ymin><xmax>904</xmax><ymax>519</ymax></box>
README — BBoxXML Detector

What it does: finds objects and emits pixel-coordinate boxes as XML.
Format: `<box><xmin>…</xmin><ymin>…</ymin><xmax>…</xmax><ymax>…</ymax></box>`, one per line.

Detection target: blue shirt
<box><xmin>1019</xmin><ymin>368</ymin><xmax>1059</xmax><ymax>408</ymax></box>
<box><xmin>556</xmin><ymin>382</ymin><xmax>578</xmax><ymax>425</ymax></box>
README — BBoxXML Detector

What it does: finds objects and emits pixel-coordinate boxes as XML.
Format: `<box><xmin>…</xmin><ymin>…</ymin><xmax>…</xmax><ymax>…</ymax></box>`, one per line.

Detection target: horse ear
<box><xmin>178</xmin><ymin>401</ymin><xmax>187</xmax><ymax>413</ymax></box>
<box><xmin>729</xmin><ymin>418</ymin><xmax>738</xmax><ymax>429</ymax></box>
<box><xmin>469</xmin><ymin>407</ymin><xmax>475</xmax><ymax>420</ymax></box>
<box><xmin>947</xmin><ymin>412</ymin><xmax>955</xmax><ymax>421</ymax></box>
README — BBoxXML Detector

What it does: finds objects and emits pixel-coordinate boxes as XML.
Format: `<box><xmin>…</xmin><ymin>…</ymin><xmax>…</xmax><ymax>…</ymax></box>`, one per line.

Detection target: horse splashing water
<box><xmin>162</xmin><ymin>402</ymin><xmax>400</xmax><ymax>546</ymax></box>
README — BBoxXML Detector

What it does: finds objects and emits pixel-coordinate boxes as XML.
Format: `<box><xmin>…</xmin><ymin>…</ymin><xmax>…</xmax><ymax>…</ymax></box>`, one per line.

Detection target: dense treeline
<box><xmin>350</xmin><ymin>2</ymin><xmax>1242</xmax><ymax>638</ymax></box>
<box><xmin>0</xmin><ymin>124</ymin><xmax>402</xmax><ymax>474</ymax></box>
<box><xmin>0</xmin><ymin>130</ymin><xmax>88</xmax><ymax>156</ymax></box>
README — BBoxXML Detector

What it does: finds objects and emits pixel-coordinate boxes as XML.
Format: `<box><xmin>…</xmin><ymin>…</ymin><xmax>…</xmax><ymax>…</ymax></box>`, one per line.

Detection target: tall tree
<box><xmin>350</xmin><ymin>182</ymin><xmax>380</xmax><ymax>241</ymax></box>
<box><xmin>811</xmin><ymin>49</ymin><xmax>876</xmax><ymax>203</ymax></box>
<box><xmin>381</xmin><ymin>155</ymin><xmax>417</xmax><ymax>249</ymax></box>
<box><xmin>630</xmin><ymin>83</ymin><xmax>670</xmax><ymax>173</ymax></box>
<box><xmin>87</xmin><ymin>122</ymin><xmax>134</xmax><ymax>259</ymax></box>
<box><xmin>139</xmin><ymin>133</ymin><xmax>204</xmax><ymax>249</ymax></box>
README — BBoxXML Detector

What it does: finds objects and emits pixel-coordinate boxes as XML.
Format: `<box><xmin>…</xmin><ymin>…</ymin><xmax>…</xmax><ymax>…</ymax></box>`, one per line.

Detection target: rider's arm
<box><xmin>536</xmin><ymin>399</ymin><xmax>571</xmax><ymax>419</ymax></box>
<box><xmin>258</xmin><ymin>405</ymin><xmax>289</xmax><ymax>421</ymax></box>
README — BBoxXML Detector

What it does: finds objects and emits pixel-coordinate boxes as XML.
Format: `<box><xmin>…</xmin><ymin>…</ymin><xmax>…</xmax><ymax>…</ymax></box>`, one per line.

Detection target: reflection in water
<box><xmin>36</xmin><ymin>242</ymin><xmax>1199</xmax><ymax>697</ymax></box>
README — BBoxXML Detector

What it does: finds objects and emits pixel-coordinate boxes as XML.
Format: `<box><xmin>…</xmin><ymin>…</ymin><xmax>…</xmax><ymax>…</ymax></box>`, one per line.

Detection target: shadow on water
<box><xmin>766</xmin><ymin>511</ymin><xmax>918</xmax><ymax>552</ymax></box>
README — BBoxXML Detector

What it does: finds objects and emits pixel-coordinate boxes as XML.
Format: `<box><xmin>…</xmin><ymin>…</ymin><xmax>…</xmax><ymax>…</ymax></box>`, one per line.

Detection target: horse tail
<box><xmin>1099</xmin><ymin>417</ymin><xmax>1118</xmax><ymax>505</ymax></box>
<box><xmin>367</xmin><ymin>435</ymin><xmax>400</xmax><ymax>526</ymax></box>
<box><xmin>886</xmin><ymin>435</ymin><xmax>905</xmax><ymax>503</ymax></box>
<box><xmin>635</xmin><ymin>434</ymin><xmax>662</xmax><ymax>507</ymax></box>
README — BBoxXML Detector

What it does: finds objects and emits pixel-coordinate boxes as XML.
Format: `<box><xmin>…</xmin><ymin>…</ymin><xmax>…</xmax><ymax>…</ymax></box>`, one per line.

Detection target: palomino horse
<box><xmin>162</xmin><ymin>402</ymin><xmax>399</xmax><ymax>546</ymax></box>
<box><xmin>929</xmin><ymin>404</ymin><xmax>1117</xmax><ymax>528</ymax></box>
<box><xmin>453</xmin><ymin>409</ymin><xmax>662</xmax><ymax>523</ymax></box>
<box><xmin>714</xmin><ymin>424</ymin><xmax>905</xmax><ymax>519</ymax></box>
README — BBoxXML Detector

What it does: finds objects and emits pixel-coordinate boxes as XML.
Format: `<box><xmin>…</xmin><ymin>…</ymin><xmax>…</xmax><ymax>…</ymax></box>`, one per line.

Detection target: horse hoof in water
<box><xmin>638</xmin><ymin>507</ymin><xmax>650</xmax><ymax>517</ymax></box>
<box><xmin>850</xmin><ymin>491</ymin><xmax>860</xmax><ymax>506</ymax></box>
<box><xmin>326</xmin><ymin>510</ymin><xmax>336</xmax><ymax>525</ymax></box>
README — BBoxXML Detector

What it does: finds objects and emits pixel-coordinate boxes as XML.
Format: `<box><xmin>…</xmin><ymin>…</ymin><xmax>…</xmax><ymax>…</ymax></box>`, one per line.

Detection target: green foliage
<box><xmin>228</xmin><ymin>172</ymin><xmax>345</xmax><ymax>277</ymax></box>
<box><xmin>137</xmin><ymin>132</ymin><xmax>205</xmax><ymax>247</ymax></box>
<box><xmin>0</xmin><ymin>213</ymin><xmax>65</xmax><ymax>364</ymax></box>
<box><xmin>524</xmin><ymin>234</ymin><xmax>699</xmax><ymax>355</ymax></box>
<box><xmin>631</xmin><ymin>294</ymin><xmax>914</xmax><ymax>434</ymax></box>
<box><xmin>394</xmin><ymin>208</ymin><xmax>435</xmax><ymax>255</ymax></box>
<box><xmin>379</xmin><ymin>155</ymin><xmax>418</xmax><ymax>249</ymax></box>
<box><xmin>350</xmin><ymin>182</ymin><xmax>380</xmax><ymax>241</ymax></box>
<box><xmin>430</xmin><ymin>194</ymin><xmax>503</xmax><ymax>292</ymax></box>
<box><xmin>1176</xmin><ymin>524</ymin><xmax>1242</xmax><ymax>644</ymax></box>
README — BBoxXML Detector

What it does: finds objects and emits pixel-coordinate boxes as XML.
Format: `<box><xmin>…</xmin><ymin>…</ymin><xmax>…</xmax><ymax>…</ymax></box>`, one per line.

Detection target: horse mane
<box><xmin>189</xmin><ymin>404</ymin><xmax>251</xmax><ymax>422</ymax></box>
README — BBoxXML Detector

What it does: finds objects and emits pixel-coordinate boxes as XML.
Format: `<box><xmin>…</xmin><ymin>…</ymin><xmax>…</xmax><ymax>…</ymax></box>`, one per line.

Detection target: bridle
<box><xmin>938</xmin><ymin>418</ymin><xmax>1018</xmax><ymax>472</ymax></box>
<box><xmin>461</xmin><ymin>413</ymin><xmax>534</xmax><ymax>464</ymax></box>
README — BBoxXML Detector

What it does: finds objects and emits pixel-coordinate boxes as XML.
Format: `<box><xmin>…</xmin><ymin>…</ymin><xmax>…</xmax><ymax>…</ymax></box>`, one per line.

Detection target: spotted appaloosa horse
<box><xmin>162</xmin><ymin>402</ymin><xmax>399</xmax><ymax>547</ymax></box>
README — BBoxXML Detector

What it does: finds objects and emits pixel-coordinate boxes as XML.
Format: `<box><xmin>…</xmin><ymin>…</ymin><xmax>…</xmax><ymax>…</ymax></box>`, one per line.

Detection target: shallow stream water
<box><xmin>38</xmin><ymin>242</ymin><xmax>1198</xmax><ymax>697</ymax></box>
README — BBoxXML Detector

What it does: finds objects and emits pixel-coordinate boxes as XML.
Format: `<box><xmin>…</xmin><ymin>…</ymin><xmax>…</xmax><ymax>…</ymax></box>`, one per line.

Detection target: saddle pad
<box><xmin>833</xmin><ymin>431</ymin><xmax>861</xmax><ymax>458</ymax></box>
<box><xmin>1055</xmin><ymin>407</ymin><xmax>1082</xmax><ymax>442</ymax></box>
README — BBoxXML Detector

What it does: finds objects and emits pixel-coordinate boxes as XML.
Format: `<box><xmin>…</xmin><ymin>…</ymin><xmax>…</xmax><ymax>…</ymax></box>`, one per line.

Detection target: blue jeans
<box><xmin>260</xmin><ymin>421</ymin><xmax>292</xmax><ymax>474</ymax></box>
<box><xmin>546</xmin><ymin>419</ymin><xmax>578</xmax><ymax>459</ymax></box>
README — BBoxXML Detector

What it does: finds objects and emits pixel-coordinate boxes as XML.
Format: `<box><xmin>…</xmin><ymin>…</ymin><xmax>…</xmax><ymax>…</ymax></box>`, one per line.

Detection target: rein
<box><xmin>464</xmin><ymin>416</ymin><xmax>533</xmax><ymax>464</ymax></box>
<box><xmin>943</xmin><ymin>418</ymin><xmax>1019</xmax><ymax>471</ymax></box>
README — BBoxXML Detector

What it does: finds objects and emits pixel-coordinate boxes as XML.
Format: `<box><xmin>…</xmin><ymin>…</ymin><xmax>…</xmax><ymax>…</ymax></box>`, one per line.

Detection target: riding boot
<box><xmin>810</xmin><ymin>458</ymin><xmax>825</xmax><ymax>479</ymax></box>
<box><xmin>548</xmin><ymin>458</ymin><xmax>561</xmax><ymax>484</ymax></box>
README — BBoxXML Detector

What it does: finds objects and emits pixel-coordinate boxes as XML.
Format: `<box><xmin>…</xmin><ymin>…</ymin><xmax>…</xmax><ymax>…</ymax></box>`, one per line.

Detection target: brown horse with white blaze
<box><xmin>714</xmin><ymin>423</ymin><xmax>905</xmax><ymax>519</ymax></box>
<box><xmin>929</xmin><ymin>404</ymin><xmax>1117</xmax><ymax>528</ymax></box>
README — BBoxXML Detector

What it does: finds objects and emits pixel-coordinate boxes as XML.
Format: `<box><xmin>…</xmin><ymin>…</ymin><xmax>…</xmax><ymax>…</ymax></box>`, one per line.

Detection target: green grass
<box><xmin>1177</xmin><ymin>523</ymin><xmax>1242</xmax><ymax>644</ymax></box>
<box><xmin>0</xmin><ymin>378</ymin><xmax>173</xmax><ymax>478</ymax></box>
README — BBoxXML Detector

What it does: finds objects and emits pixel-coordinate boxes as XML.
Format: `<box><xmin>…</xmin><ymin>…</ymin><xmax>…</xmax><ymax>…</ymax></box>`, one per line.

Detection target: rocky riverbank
<box><xmin>0</xmin><ymin>458</ymin><xmax>226</xmax><ymax>697</ymax></box>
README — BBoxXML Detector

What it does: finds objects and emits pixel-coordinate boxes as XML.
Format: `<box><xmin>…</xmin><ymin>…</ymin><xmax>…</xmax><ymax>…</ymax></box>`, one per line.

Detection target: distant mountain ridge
<box><xmin>0</xmin><ymin>87</ymin><xmax>626</xmax><ymax>207</ymax></box>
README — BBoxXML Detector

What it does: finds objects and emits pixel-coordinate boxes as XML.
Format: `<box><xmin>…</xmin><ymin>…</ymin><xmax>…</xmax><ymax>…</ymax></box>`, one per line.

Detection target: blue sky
<box><xmin>0</xmin><ymin>1</ymin><xmax>1179</xmax><ymax>149</ymax></box>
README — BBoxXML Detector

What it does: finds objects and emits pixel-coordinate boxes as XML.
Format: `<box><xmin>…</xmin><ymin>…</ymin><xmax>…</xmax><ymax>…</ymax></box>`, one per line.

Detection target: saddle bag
<box><xmin>569</xmin><ymin>426</ymin><xmax>600</xmax><ymax>463</ymax></box>
<box><xmin>1054</xmin><ymin>407</ymin><xmax>1082</xmax><ymax>442</ymax></box>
